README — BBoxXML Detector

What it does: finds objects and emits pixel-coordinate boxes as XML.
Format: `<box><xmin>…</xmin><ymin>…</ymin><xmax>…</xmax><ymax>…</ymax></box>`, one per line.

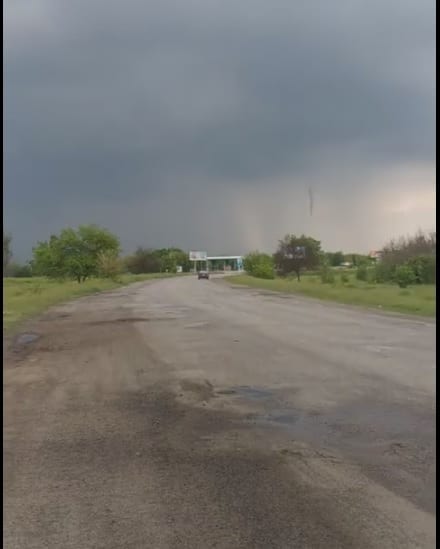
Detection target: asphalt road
<box><xmin>3</xmin><ymin>275</ymin><xmax>436</xmax><ymax>548</ymax></box>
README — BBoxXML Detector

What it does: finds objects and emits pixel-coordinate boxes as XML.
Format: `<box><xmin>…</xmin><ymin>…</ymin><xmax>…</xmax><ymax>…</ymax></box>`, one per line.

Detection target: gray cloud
<box><xmin>4</xmin><ymin>0</ymin><xmax>435</xmax><ymax>260</ymax></box>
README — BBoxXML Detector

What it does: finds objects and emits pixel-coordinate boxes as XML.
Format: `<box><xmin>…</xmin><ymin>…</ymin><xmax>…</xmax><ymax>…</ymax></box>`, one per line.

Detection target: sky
<box><xmin>4</xmin><ymin>0</ymin><xmax>436</xmax><ymax>261</ymax></box>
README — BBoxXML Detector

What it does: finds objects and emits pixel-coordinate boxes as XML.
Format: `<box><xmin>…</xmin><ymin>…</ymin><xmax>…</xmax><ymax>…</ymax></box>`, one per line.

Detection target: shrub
<box><xmin>395</xmin><ymin>265</ymin><xmax>416</xmax><ymax>288</ymax></box>
<box><xmin>97</xmin><ymin>251</ymin><xmax>123</xmax><ymax>280</ymax></box>
<box><xmin>4</xmin><ymin>262</ymin><xmax>33</xmax><ymax>278</ymax></box>
<box><xmin>374</xmin><ymin>262</ymin><xmax>395</xmax><ymax>283</ymax></box>
<box><xmin>406</xmin><ymin>255</ymin><xmax>436</xmax><ymax>284</ymax></box>
<box><xmin>381</xmin><ymin>230</ymin><xmax>435</xmax><ymax>267</ymax></box>
<box><xmin>244</xmin><ymin>252</ymin><xmax>274</xmax><ymax>279</ymax></box>
<box><xmin>356</xmin><ymin>264</ymin><xmax>368</xmax><ymax>281</ymax></box>
<box><xmin>253</xmin><ymin>263</ymin><xmax>275</xmax><ymax>279</ymax></box>
<box><xmin>340</xmin><ymin>272</ymin><xmax>349</xmax><ymax>284</ymax></box>
<box><xmin>320</xmin><ymin>265</ymin><xmax>335</xmax><ymax>284</ymax></box>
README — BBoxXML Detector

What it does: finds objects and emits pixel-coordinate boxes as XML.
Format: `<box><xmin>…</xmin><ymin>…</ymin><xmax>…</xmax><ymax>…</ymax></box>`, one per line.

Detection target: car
<box><xmin>198</xmin><ymin>270</ymin><xmax>210</xmax><ymax>280</ymax></box>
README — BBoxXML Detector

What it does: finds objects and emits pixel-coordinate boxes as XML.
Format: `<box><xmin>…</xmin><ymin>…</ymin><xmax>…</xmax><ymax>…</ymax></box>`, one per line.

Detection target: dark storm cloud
<box><xmin>4</xmin><ymin>0</ymin><xmax>435</xmax><ymax>259</ymax></box>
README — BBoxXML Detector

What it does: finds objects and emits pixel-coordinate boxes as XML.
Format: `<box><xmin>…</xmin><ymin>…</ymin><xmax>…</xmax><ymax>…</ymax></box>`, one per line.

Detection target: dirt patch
<box><xmin>216</xmin><ymin>389</ymin><xmax>237</xmax><ymax>396</ymax></box>
<box><xmin>179</xmin><ymin>379</ymin><xmax>215</xmax><ymax>402</ymax></box>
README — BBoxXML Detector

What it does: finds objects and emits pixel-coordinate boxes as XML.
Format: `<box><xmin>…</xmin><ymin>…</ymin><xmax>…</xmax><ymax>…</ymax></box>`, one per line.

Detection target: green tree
<box><xmin>244</xmin><ymin>252</ymin><xmax>274</xmax><ymax>279</ymax></box>
<box><xmin>4</xmin><ymin>262</ymin><xmax>33</xmax><ymax>278</ymax></box>
<box><xmin>32</xmin><ymin>225</ymin><xmax>120</xmax><ymax>282</ymax></box>
<box><xmin>32</xmin><ymin>236</ymin><xmax>65</xmax><ymax>279</ymax></box>
<box><xmin>406</xmin><ymin>255</ymin><xmax>436</xmax><ymax>284</ymax></box>
<box><xmin>395</xmin><ymin>265</ymin><xmax>416</xmax><ymax>288</ymax></box>
<box><xmin>274</xmin><ymin>234</ymin><xmax>322</xmax><ymax>281</ymax></box>
<box><xmin>125</xmin><ymin>248</ymin><xmax>161</xmax><ymax>274</ymax></box>
<box><xmin>125</xmin><ymin>247</ymin><xmax>190</xmax><ymax>274</ymax></box>
<box><xmin>325</xmin><ymin>251</ymin><xmax>344</xmax><ymax>267</ymax></box>
<box><xmin>348</xmin><ymin>253</ymin><xmax>370</xmax><ymax>267</ymax></box>
<box><xmin>356</xmin><ymin>264</ymin><xmax>369</xmax><ymax>281</ymax></box>
<box><xmin>381</xmin><ymin>230</ymin><xmax>435</xmax><ymax>267</ymax></box>
<box><xmin>97</xmin><ymin>250</ymin><xmax>123</xmax><ymax>280</ymax></box>
<box><xmin>154</xmin><ymin>248</ymin><xmax>191</xmax><ymax>273</ymax></box>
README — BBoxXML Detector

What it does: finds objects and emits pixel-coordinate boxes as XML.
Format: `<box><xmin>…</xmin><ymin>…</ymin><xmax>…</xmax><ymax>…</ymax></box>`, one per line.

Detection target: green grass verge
<box><xmin>227</xmin><ymin>274</ymin><xmax>436</xmax><ymax>317</ymax></box>
<box><xmin>3</xmin><ymin>273</ymin><xmax>183</xmax><ymax>332</ymax></box>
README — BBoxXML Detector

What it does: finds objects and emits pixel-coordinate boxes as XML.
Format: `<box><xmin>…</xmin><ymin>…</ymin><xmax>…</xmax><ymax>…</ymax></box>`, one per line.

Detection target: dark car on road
<box><xmin>198</xmin><ymin>270</ymin><xmax>210</xmax><ymax>280</ymax></box>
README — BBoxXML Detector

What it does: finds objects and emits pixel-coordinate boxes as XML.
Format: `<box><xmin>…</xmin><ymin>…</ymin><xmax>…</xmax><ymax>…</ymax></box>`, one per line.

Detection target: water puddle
<box><xmin>86</xmin><ymin>317</ymin><xmax>177</xmax><ymax>325</ymax></box>
<box><xmin>235</xmin><ymin>386</ymin><xmax>273</xmax><ymax>399</ymax></box>
<box><xmin>15</xmin><ymin>333</ymin><xmax>40</xmax><ymax>346</ymax></box>
<box><xmin>184</xmin><ymin>322</ymin><xmax>209</xmax><ymax>329</ymax></box>
<box><xmin>257</xmin><ymin>409</ymin><xmax>331</xmax><ymax>441</ymax></box>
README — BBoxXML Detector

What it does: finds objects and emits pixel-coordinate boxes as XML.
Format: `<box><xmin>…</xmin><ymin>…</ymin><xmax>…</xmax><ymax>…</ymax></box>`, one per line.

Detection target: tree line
<box><xmin>3</xmin><ymin>226</ymin><xmax>436</xmax><ymax>288</ymax></box>
<box><xmin>3</xmin><ymin>225</ymin><xmax>192</xmax><ymax>281</ymax></box>
<box><xmin>244</xmin><ymin>231</ymin><xmax>436</xmax><ymax>287</ymax></box>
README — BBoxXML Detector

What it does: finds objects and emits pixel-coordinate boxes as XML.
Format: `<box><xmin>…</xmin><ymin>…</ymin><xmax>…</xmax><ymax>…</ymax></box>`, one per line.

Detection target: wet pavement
<box><xmin>4</xmin><ymin>275</ymin><xmax>436</xmax><ymax>548</ymax></box>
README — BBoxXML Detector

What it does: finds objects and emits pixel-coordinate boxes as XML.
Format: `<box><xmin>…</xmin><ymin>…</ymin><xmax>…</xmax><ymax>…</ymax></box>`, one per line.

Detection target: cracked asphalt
<box><xmin>3</xmin><ymin>275</ymin><xmax>436</xmax><ymax>548</ymax></box>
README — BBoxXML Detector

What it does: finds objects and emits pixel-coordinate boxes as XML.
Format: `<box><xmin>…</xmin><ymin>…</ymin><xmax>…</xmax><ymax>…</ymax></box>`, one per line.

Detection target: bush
<box><xmin>4</xmin><ymin>262</ymin><xmax>33</xmax><ymax>278</ymax></box>
<box><xmin>373</xmin><ymin>254</ymin><xmax>435</xmax><ymax>285</ymax></box>
<box><xmin>253</xmin><ymin>264</ymin><xmax>275</xmax><ymax>279</ymax></box>
<box><xmin>97</xmin><ymin>251</ymin><xmax>123</xmax><ymax>280</ymax></box>
<box><xmin>125</xmin><ymin>248</ymin><xmax>162</xmax><ymax>274</ymax></box>
<box><xmin>406</xmin><ymin>255</ymin><xmax>436</xmax><ymax>284</ymax></box>
<box><xmin>381</xmin><ymin>230</ymin><xmax>436</xmax><ymax>267</ymax></box>
<box><xmin>395</xmin><ymin>265</ymin><xmax>416</xmax><ymax>288</ymax></box>
<box><xmin>125</xmin><ymin>247</ymin><xmax>190</xmax><ymax>274</ymax></box>
<box><xmin>356</xmin><ymin>264</ymin><xmax>368</xmax><ymax>281</ymax></box>
<box><xmin>320</xmin><ymin>265</ymin><xmax>335</xmax><ymax>284</ymax></box>
<box><xmin>244</xmin><ymin>252</ymin><xmax>274</xmax><ymax>279</ymax></box>
<box><xmin>378</xmin><ymin>230</ymin><xmax>436</xmax><ymax>285</ymax></box>
<box><xmin>340</xmin><ymin>272</ymin><xmax>349</xmax><ymax>284</ymax></box>
<box><xmin>374</xmin><ymin>262</ymin><xmax>395</xmax><ymax>283</ymax></box>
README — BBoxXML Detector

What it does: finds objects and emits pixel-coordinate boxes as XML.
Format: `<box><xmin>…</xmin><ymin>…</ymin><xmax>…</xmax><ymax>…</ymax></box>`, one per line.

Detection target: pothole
<box><xmin>14</xmin><ymin>333</ymin><xmax>40</xmax><ymax>346</ymax></box>
<box><xmin>215</xmin><ymin>385</ymin><xmax>274</xmax><ymax>400</ymax></box>
<box><xmin>86</xmin><ymin>317</ymin><xmax>176</xmax><ymax>325</ymax></box>
<box><xmin>235</xmin><ymin>386</ymin><xmax>273</xmax><ymax>399</ymax></box>
<box><xmin>184</xmin><ymin>321</ymin><xmax>209</xmax><ymax>329</ymax></box>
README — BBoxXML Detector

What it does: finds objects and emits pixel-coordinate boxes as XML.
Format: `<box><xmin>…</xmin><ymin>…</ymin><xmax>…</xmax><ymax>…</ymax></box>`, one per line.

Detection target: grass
<box><xmin>227</xmin><ymin>273</ymin><xmax>436</xmax><ymax>317</ymax></box>
<box><xmin>3</xmin><ymin>273</ymin><xmax>184</xmax><ymax>332</ymax></box>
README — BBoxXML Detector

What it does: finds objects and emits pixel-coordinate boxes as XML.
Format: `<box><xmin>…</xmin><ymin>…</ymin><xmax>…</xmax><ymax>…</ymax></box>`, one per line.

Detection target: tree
<box><xmin>97</xmin><ymin>250</ymin><xmax>123</xmax><ymax>280</ymax></box>
<box><xmin>154</xmin><ymin>248</ymin><xmax>191</xmax><ymax>273</ymax></box>
<box><xmin>274</xmin><ymin>234</ymin><xmax>322</xmax><ymax>281</ymax></box>
<box><xmin>32</xmin><ymin>225</ymin><xmax>120</xmax><ymax>282</ymax></box>
<box><xmin>374</xmin><ymin>230</ymin><xmax>436</xmax><ymax>284</ymax></box>
<box><xmin>4</xmin><ymin>262</ymin><xmax>33</xmax><ymax>278</ymax></box>
<box><xmin>381</xmin><ymin>230</ymin><xmax>436</xmax><ymax>267</ymax></box>
<box><xmin>406</xmin><ymin>255</ymin><xmax>436</xmax><ymax>284</ymax></box>
<box><xmin>124</xmin><ymin>247</ymin><xmax>191</xmax><ymax>274</ymax></box>
<box><xmin>347</xmin><ymin>253</ymin><xmax>369</xmax><ymax>267</ymax></box>
<box><xmin>125</xmin><ymin>248</ymin><xmax>161</xmax><ymax>274</ymax></box>
<box><xmin>32</xmin><ymin>236</ymin><xmax>64</xmax><ymax>279</ymax></box>
<box><xmin>395</xmin><ymin>265</ymin><xmax>416</xmax><ymax>288</ymax></box>
<box><xmin>3</xmin><ymin>232</ymin><xmax>12</xmax><ymax>274</ymax></box>
<box><xmin>244</xmin><ymin>252</ymin><xmax>274</xmax><ymax>279</ymax></box>
<box><xmin>325</xmin><ymin>251</ymin><xmax>344</xmax><ymax>267</ymax></box>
